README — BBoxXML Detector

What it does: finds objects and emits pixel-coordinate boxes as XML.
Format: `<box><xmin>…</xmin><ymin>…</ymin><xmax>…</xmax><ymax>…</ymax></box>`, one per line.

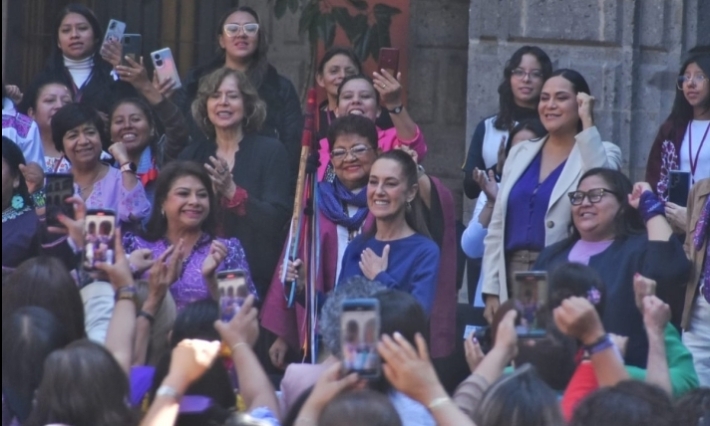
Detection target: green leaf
<box><xmin>274</xmin><ymin>0</ymin><xmax>289</xmax><ymax>19</ymax></box>
<box><xmin>347</xmin><ymin>0</ymin><xmax>369</xmax><ymax>11</ymax></box>
<box><xmin>288</xmin><ymin>0</ymin><xmax>300</xmax><ymax>13</ymax></box>
<box><xmin>331</xmin><ymin>7</ymin><xmax>352</xmax><ymax>31</ymax></box>
<box><xmin>368</xmin><ymin>25</ymin><xmax>381</xmax><ymax>61</ymax></box>
<box><xmin>319</xmin><ymin>13</ymin><xmax>337</xmax><ymax>49</ymax></box>
<box><xmin>353</xmin><ymin>25</ymin><xmax>374</xmax><ymax>62</ymax></box>
<box><xmin>371</xmin><ymin>3</ymin><xmax>401</xmax><ymax>48</ymax></box>
<box><xmin>298</xmin><ymin>2</ymin><xmax>321</xmax><ymax>35</ymax></box>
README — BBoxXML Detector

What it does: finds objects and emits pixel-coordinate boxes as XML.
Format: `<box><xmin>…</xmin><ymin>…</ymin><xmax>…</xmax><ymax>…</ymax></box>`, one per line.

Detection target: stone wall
<box><xmin>465</xmin><ymin>0</ymin><xmax>707</xmax><ymax>216</ymax></box>
<box><xmin>2</xmin><ymin>0</ymin><xmax>7</xmax><ymax>79</ymax></box>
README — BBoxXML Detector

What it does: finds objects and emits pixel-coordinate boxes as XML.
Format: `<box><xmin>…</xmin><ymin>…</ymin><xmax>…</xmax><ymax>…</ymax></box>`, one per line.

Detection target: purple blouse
<box><xmin>76</xmin><ymin>166</ymin><xmax>151</xmax><ymax>224</ymax></box>
<box><xmin>123</xmin><ymin>233</ymin><xmax>256</xmax><ymax>311</ymax></box>
<box><xmin>568</xmin><ymin>239</ymin><xmax>614</xmax><ymax>265</ymax></box>
<box><xmin>505</xmin><ymin>152</ymin><xmax>566</xmax><ymax>252</ymax></box>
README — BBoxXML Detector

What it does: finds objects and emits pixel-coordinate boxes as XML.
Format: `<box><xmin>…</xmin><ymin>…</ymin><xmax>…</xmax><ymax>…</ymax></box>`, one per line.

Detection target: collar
<box><xmin>63</xmin><ymin>55</ymin><xmax>94</xmax><ymax>69</ymax></box>
<box><xmin>2</xmin><ymin>98</ymin><xmax>15</xmax><ymax>115</ymax></box>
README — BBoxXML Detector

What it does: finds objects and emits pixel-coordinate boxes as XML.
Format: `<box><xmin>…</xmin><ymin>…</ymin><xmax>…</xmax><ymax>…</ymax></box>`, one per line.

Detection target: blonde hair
<box><xmin>191</xmin><ymin>67</ymin><xmax>267</xmax><ymax>137</ymax></box>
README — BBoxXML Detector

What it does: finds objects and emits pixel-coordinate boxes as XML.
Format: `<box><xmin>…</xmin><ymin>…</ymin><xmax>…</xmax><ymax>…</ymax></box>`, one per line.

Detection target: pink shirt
<box><xmin>317</xmin><ymin>126</ymin><xmax>427</xmax><ymax>181</ymax></box>
<box><xmin>568</xmin><ymin>239</ymin><xmax>615</xmax><ymax>265</ymax></box>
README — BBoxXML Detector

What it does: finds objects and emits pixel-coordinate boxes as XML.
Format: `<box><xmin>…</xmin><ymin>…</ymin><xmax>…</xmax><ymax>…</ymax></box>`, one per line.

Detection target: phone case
<box><xmin>45</xmin><ymin>174</ymin><xmax>75</xmax><ymax>227</ymax></box>
<box><xmin>104</xmin><ymin>20</ymin><xmax>126</xmax><ymax>43</ymax></box>
<box><xmin>668</xmin><ymin>171</ymin><xmax>690</xmax><ymax>207</ymax></box>
<box><xmin>512</xmin><ymin>271</ymin><xmax>549</xmax><ymax>338</ymax></box>
<box><xmin>341</xmin><ymin>299</ymin><xmax>381</xmax><ymax>378</ymax></box>
<box><xmin>83</xmin><ymin>210</ymin><xmax>117</xmax><ymax>271</ymax></box>
<box><xmin>151</xmin><ymin>48</ymin><xmax>183</xmax><ymax>89</ymax></box>
<box><xmin>217</xmin><ymin>270</ymin><xmax>248</xmax><ymax>322</ymax></box>
<box><xmin>378</xmin><ymin>48</ymin><xmax>400</xmax><ymax>77</ymax></box>
<box><xmin>121</xmin><ymin>34</ymin><xmax>142</xmax><ymax>65</ymax></box>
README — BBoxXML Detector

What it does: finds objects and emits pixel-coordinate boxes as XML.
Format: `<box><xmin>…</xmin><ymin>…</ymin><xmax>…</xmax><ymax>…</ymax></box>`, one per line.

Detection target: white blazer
<box><xmin>481</xmin><ymin>126</ymin><xmax>623</xmax><ymax>301</ymax></box>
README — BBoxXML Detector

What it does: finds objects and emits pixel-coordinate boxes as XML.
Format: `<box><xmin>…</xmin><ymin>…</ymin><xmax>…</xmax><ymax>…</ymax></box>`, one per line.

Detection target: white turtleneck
<box><xmin>63</xmin><ymin>56</ymin><xmax>94</xmax><ymax>89</ymax></box>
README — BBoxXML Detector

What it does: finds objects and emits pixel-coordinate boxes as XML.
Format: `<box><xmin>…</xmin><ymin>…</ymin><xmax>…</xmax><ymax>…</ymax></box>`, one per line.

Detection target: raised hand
<box><xmin>633</xmin><ymin>273</ymin><xmax>657</xmax><ymax>311</ymax></box>
<box><xmin>372</xmin><ymin>69</ymin><xmax>404</xmax><ymax>110</ymax></box>
<box><xmin>19</xmin><ymin>162</ymin><xmax>44</xmax><ymax>195</ymax></box>
<box><xmin>214</xmin><ymin>294</ymin><xmax>260</xmax><ymax>349</ymax></box>
<box><xmin>167</xmin><ymin>339</ymin><xmax>222</xmax><ymax>388</ymax></box>
<box><xmin>359</xmin><ymin>245</ymin><xmax>390</xmax><ymax>280</ymax></box>
<box><xmin>100</xmin><ymin>38</ymin><xmax>123</xmax><ymax>68</ymax></box>
<box><xmin>95</xmin><ymin>229</ymin><xmax>134</xmax><ymax>290</ymax></box>
<box><xmin>642</xmin><ymin>296</ymin><xmax>670</xmax><ymax>335</ymax></box>
<box><xmin>205</xmin><ymin>156</ymin><xmax>237</xmax><ymax>200</ymax></box>
<box><xmin>628</xmin><ymin>182</ymin><xmax>654</xmax><ymax>210</ymax></box>
<box><xmin>115</xmin><ymin>56</ymin><xmax>151</xmax><ymax>90</ymax></box>
<box><xmin>152</xmin><ymin>73</ymin><xmax>179</xmax><ymax>100</ymax></box>
<box><xmin>201</xmin><ymin>240</ymin><xmax>228</xmax><ymax>279</ymax></box>
<box><xmin>464</xmin><ymin>333</ymin><xmax>486</xmax><ymax>373</ymax></box>
<box><xmin>4</xmin><ymin>85</ymin><xmax>23</xmax><ymax>105</ymax></box>
<box><xmin>473</xmin><ymin>168</ymin><xmax>499</xmax><ymax>202</ymax></box>
<box><xmin>108</xmin><ymin>141</ymin><xmax>130</xmax><ymax>166</ymax></box>
<box><xmin>553</xmin><ymin>297</ymin><xmax>606</xmax><ymax>346</ymax></box>
<box><xmin>577</xmin><ymin>92</ymin><xmax>595</xmax><ymax>129</ymax></box>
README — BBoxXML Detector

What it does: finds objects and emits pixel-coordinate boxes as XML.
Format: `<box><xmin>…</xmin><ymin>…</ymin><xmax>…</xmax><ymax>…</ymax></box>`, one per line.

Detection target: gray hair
<box><xmin>319</xmin><ymin>276</ymin><xmax>385</xmax><ymax>357</ymax></box>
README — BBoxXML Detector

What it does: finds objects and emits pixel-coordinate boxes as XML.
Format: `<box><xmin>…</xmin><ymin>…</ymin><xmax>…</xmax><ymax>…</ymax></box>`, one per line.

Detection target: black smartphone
<box><xmin>121</xmin><ymin>34</ymin><xmax>142</xmax><ymax>66</ymax></box>
<box><xmin>45</xmin><ymin>173</ymin><xmax>74</xmax><ymax>227</ymax></box>
<box><xmin>83</xmin><ymin>210</ymin><xmax>117</xmax><ymax>271</ymax></box>
<box><xmin>341</xmin><ymin>298</ymin><xmax>381</xmax><ymax>378</ymax></box>
<box><xmin>512</xmin><ymin>271</ymin><xmax>549</xmax><ymax>338</ymax></box>
<box><xmin>668</xmin><ymin>170</ymin><xmax>691</xmax><ymax>207</ymax></box>
<box><xmin>378</xmin><ymin>47</ymin><xmax>400</xmax><ymax>78</ymax></box>
<box><xmin>217</xmin><ymin>269</ymin><xmax>248</xmax><ymax>322</ymax></box>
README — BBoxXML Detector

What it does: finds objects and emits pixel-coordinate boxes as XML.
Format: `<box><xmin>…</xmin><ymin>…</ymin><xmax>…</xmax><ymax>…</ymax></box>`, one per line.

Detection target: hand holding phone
<box><xmin>378</xmin><ymin>48</ymin><xmax>400</xmax><ymax>78</ymax></box>
<box><xmin>121</xmin><ymin>34</ymin><xmax>142</xmax><ymax>67</ymax></box>
<box><xmin>668</xmin><ymin>170</ymin><xmax>690</xmax><ymax>207</ymax></box>
<box><xmin>512</xmin><ymin>271</ymin><xmax>549</xmax><ymax>338</ymax></box>
<box><xmin>45</xmin><ymin>174</ymin><xmax>75</xmax><ymax>228</ymax></box>
<box><xmin>217</xmin><ymin>270</ymin><xmax>248</xmax><ymax>322</ymax></box>
<box><xmin>341</xmin><ymin>298</ymin><xmax>381</xmax><ymax>378</ymax></box>
<box><xmin>151</xmin><ymin>48</ymin><xmax>182</xmax><ymax>90</ymax></box>
<box><xmin>104</xmin><ymin>19</ymin><xmax>126</xmax><ymax>43</ymax></box>
<box><xmin>83</xmin><ymin>210</ymin><xmax>117</xmax><ymax>271</ymax></box>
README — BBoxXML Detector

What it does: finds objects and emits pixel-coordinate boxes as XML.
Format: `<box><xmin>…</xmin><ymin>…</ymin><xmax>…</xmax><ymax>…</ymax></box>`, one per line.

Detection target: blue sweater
<box><xmin>339</xmin><ymin>234</ymin><xmax>441</xmax><ymax>315</ymax></box>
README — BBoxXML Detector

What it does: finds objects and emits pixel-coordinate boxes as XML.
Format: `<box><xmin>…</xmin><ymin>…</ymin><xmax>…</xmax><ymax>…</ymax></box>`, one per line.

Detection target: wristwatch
<box><xmin>387</xmin><ymin>104</ymin><xmax>404</xmax><ymax>115</ymax></box>
<box><xmin>120</xmin><ymin>162</ymin><xmax>137</xmax><ymax>174</ymax></box>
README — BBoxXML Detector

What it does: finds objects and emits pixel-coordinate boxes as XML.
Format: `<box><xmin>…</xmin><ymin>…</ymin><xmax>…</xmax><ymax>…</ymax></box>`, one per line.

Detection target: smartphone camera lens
<box><xmin>154</xmin><ymin>54</ymin><xmax>160</xmax><ymax>60</ymax></box>
<box><xmin>155</xmin><ymin>60</ymin><xmax>164</xmax><ymax>67</ymax></box>
<box><xmin>110</xmin><ymin>22</ymin><xmax>116</xmax><ymax>29</ymax></box>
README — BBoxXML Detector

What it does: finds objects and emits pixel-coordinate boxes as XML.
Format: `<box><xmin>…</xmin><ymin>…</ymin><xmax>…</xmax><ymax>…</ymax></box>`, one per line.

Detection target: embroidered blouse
<box><xmin>76</xmin><ymin>166</ymin><xmax>151</xmax><ymax>225</ymax></box>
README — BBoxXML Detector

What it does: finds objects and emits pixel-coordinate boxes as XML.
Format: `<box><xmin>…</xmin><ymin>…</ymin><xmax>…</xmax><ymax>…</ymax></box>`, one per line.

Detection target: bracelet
<box><xmin>31</xmin><ymin>191</ymin><xmax>46</xmax><ymax>208</ymax></box>
<box><xmin>639</xmin><ymin>191</ymin><xmax>665</xmax><ymax>223</ymax></box>
<box><xmin>156</xmin><ymin>385</ymin><xmax>181</xmax><ymax>400</ymax></box>
<box><xmin>137</xmin><ymin>310</ymin><xmax>155</xmax><ymax>325</ymax></box>
<box><xmin>232</xmin><ymin>342</ymin><xmax>250</xmax><ymax>352</ymax></box>
<box><xmin>115</xmin><ymin>286</ymin><xmax>138</xmax><ymax>304</ymax></box>
<box><xmin>427</xmin><ymin>396</ymin><xmax>452</xmax><ymax>410</ymax></box>
<box><xmin>583</xmin><ymin>334</ymin><xmax>614</xmax><ymax>356</ymax></box>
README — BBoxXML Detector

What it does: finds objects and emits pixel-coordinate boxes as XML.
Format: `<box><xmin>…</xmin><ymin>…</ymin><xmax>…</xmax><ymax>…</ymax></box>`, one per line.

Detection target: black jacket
<box><xmin>534</xmin><ymin>234</ymin><xmax>690</xmax><ymax>368</ymax></box>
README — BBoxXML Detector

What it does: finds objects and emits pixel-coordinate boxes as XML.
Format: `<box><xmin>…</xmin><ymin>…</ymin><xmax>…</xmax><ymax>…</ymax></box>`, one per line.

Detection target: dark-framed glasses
<box><xmin>330</xmin><ymin>145</ymin><xmax>372</xmax><ymax>161</ymax></box>
<box><xmin>567</xmin><ymin>188</ymin><xmax>618</xmax><ymax>205</ymax></box>
<box><xmin>677</xmin><ymin>74</ymin><xmax>707</xmax><ymax>90</ymax></box>
<box><xmin>224</xmin><ymin>23</ymin><xmax>260</xmax><ymax>37</ymax></box>
<box><xmin>511</xmin><ymin>68</ymin><xmax>544</xmax><ymax>81</ymax></box>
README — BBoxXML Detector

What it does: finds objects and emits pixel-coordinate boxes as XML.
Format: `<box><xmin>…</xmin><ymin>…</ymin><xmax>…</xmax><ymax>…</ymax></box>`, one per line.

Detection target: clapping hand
<box><xmin>201</xmin><ymin>240</ymin><xmax>228</xmax><ymax>280</ymax></box>
<box><xmin>205</xmin><ymin>157</ymin><xmax>237</xmax><ymax>200</ymax></box>
<box><xmin>473</xmin><ymin>168</ymin><xmax>498</xmax><ymax>202</ymax></box>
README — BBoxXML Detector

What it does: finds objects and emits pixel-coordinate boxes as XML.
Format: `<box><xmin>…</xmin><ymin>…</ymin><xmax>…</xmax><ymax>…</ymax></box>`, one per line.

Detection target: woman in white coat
<box><xmin>481</xmin><ymin>69</ymin><xmax>622</xmax><ymax>323</ymax></box>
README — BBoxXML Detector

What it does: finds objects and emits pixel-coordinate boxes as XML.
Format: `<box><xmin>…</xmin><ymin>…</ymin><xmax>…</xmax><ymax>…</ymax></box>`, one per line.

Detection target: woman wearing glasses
<box><xmin>184</xmin><ymin>7</ymin><xmax>303</xmax><ymax>182</ymax></box>
<box><xmin>646</xmin><ymin>50</ymin><xmax>710</xmax><ymax>233</ymax></box>
<box><xmin>532</xmin><ymin>168</ymin><xmax>689</xmax><ymax>368</ymax></box>
<box><xmin>462</xmin><ymin>46</ymin><xmax>553</xmax><ymax>200</ymax></box>
<box><xmin>481</xmin><ymin>69</ymin><xmax>622</xmax><ymax>324</ymax></box>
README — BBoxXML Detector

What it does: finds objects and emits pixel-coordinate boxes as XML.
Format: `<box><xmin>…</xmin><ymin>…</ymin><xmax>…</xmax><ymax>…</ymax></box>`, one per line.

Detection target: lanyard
<box><xmin>688</xmin><ymin>120</ymin><xmax>710</xmax><ymax>184</ymax></box>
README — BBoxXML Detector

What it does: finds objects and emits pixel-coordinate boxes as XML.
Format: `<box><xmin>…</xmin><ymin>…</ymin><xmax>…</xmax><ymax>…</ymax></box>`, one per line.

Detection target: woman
<box><xmin>180</xmin><ymin>67</ymin><xmax>292</xmax><ymax>298</ymax></box>
<box><xmin>18</xmin><ymin>77</ymin><xmax>74</xmax><ymax>172</ymax></box>
<box><xmin>462</xmin><ymin>46</ymin><xmax>553</xmax><ymax>199</ymax></box>
<box><xmin>2</xmin><ymin>85</ymin><xmax>44</xmax><ymax>166</ymax></box>
<box><xmin>316</xmin><ymin>47</ymin><xmax>393</xmax><ymax>140</ymax></box>
<box><xmin>110</xmin><ymin>56</ymin><xmax>191</xmax><ymax>200</ymax></box>
<box><xmin>533</xmin><ymin>168</ymin><xmax>690</xmax><ymax>367</ymax></box>
<box><xmin>28</xmin><ymin>4</ymin><xmax>134</xmax><ymax>119</ymax></box>
<box><xmin>317</xmin><ymin>74</ymin><xmax>427</xmax><ymax>181</ymax></box>
<box><xmin>482</xmin><ymin>69</ymin><xmax>622</xmax><ymax>323</ymax></box>
<box><xmin>682</xmin><ymin>177</ymin><xmax>710</xmax><ymax>386</ymax></box>
<box><xmin>184</xmin><ymin>6</ymin><xmax>303</xmax><ymax>178</ymax></box>
<box><xmin>123</xmin><ymin>161</ymin><xmax>256</xmax><ymax>311</ymax></box>
<box><xmin>338</xmin><ymin>150</ymin><xmax>440</xmax><ymax>315</ymax></box>
<box><xmin>51</xmin><ymin>103</ymin><xmax>150</xmax><ymax>226</ymax></box>
<box><xmin>646</xmin><ymin>51</ymin><xmax>709</xmax><ymax>232</ymax></box>
<box><xmin>25</xmin><ymin>340</ymin><xmax>138</xmax><ymax>426</ymax></box>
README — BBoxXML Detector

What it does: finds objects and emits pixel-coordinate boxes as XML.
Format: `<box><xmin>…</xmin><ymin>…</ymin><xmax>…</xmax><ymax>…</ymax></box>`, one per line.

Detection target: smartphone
<box><xmin>668</xmin><ymin>170</ymin><xmax>691</xmax><ymax>207</ymax></box>
<box><xmin>512</xmin><ymin>271</ymin><xmax>549</xmax><ymax>338</ymax></box>
<box><xmin>378</xmin><ymin>48</ymin><xmax>400</xmax><ymax>78</ymax></box>
<box><xmin>216</xmin><ymin>270</ymin><xmax>248</xmax><ymax>322</ymax></box>
<box><xmin>44</xmin><ymin>173</ymin><xmax>74</xmax><ymax>227</ymax></box>
<box><xmin>151</xmin><ymin>48</ymin><xmax>182</xmax><ymax>89</ymax></box>
<box><xmin>104</xmin><ymin>19</ymin><xmax>126</xmax><ymax>44</ymax></box>
<box><xmin>341</xmin><ymin>298</ymin><xmax>381</xmax><ymax>378</ymax></box>
<box><xmin>121</xmin><ymin>34</ymin><xmax>142</xmax><ymax>66</ymax></box>
<box><xmin>83</xmin><ymin>210</ymin><xmax>117</xmax><ymax>271</ymax></box>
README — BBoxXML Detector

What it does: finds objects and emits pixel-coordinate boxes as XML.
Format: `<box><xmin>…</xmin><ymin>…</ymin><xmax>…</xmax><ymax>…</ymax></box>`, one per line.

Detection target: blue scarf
<box><xmin>318</xmin><ymin>178</ymin><xmax>369</xmax><ymax>231</ymax></box>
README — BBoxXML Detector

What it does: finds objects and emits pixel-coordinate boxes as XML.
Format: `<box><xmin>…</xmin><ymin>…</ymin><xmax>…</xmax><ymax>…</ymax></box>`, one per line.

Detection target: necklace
<box><xmin>76</xmin><ymin>167</ymin><xmax>104</xmax><ymax>199</ymax></box>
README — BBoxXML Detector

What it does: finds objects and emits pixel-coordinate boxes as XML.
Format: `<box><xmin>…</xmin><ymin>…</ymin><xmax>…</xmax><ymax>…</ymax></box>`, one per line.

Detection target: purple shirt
<box><xmin>505</xmin><ymin>152</ymin><xmax>566</xmax><ymax>252</ymax></box>
<box><xmin>75</xmin><ymin>166</ymin><xmax>151</xmax><ymax>224</ymax></box>
<box><xmin>568</xmin><ymin>239</ymin><xmax>615</xmax><ymax>265</ymax></box>
<box><xmin>123</xmin><ymin>233</ymin><xmax>256</xmax><ymax>311</ymax></box>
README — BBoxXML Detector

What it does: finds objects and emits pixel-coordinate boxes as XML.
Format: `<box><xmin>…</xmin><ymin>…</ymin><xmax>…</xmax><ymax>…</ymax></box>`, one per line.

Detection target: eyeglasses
<box><xmin>677</xmin><ymin>74</ymin><xmax>707</xmax><ymax>90</ymax></box>
<box><xmin>330</xmin><ymin>145</ymin><xmax>372</xmax><ymax>161</ymax></box>
<box><xmin>223</xmin><ymin>23</ymin><xmax>259</xmax><ymax>37</ymax></box>
<box><xmin>567</xmin><ymin>188</ymin><xmax>618</xmax><ymax>205</ymax></box>
<box><xmin>511</xmin><ymin>68</ymin><xmax>544</xmax><ymax>81</ymax></box>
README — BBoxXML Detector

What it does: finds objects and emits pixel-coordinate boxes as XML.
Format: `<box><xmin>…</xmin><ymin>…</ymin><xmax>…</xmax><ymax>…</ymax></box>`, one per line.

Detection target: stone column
<box><xmin>2</xmin><ymin>0</ymin><xmax>8</xmax><ymax>80</ymax></box>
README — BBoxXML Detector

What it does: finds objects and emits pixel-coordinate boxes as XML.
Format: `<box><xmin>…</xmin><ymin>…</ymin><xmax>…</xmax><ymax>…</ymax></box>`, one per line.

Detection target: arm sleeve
<box><xmin>395</xmin><ymin>126</ymin><xmax>428</xmax><ymax>163</ymax></box>
<box><xmin>575</xmin><ymin>126</ymin><xmax>622</xmax><ymax>171</ymax></box>
<box><xmin>278</xmin><ymin>78</ymin><xmax>305</xmax><ymax>182</ymax></box>
<box><xmin>118</xmin><ymin>180</ymin><xmax>152</xmax><ymax>224</ymax></box>
<box><xmin>638</xmin><ymin>240</ymin><xmax>691</xmax><ymax>326</ymax></box>
<box><xmin>461</xmin><ymin>193</ymin><xmax>489</xmax><ymax>259</ymax></box>
<box><xmin>152</xmin><ymin>98</ymin><xmax>191</xmax><ymax>164</ymax></box>
<box><xmin>453</xmin><ymin>373</ymin><xmax>491</xmax><ymax>420</ymax></box>
<box><xmin>239</xmin><ymin>147</ymin><xmax>292</xmax><ymax>231</ymax></box>
<box><xmin>376</xmin><ymin>245</ymin><xmax>440</xmax><ymax>315</ymax></box>
<box><xmin>462</xmin><ymin>121</ymin><xmax>487</xmax><ymax>199</ymax></box>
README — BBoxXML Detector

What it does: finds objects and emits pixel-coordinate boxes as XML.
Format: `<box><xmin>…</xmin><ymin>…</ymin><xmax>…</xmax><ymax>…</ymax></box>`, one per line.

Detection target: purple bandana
<box><xmin>694</xmin><ymin>197</ymin><xmax>710</xmax><ymax>303</ymax></box>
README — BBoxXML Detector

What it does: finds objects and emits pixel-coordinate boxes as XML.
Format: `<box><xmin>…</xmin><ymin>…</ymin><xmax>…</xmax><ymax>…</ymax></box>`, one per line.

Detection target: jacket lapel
<box><xmin>549</xmin><ymin>143</ymin><xmax>582</xmax><ymax>209</ymax></box>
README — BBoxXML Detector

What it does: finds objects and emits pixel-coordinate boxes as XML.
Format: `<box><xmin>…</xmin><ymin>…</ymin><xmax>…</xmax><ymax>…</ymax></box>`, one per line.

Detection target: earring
<box><xmin>161</xmin><ymin>209</ymin><xmax>165</xmax><ymax>217</ymax></box>
<box><xmin>11</xmin><ymin>195</ymin><xmax>24</xmax><ymax>210</ymax></box>
<box><xmin>406</xmin><ymin>201</ymin><xmax>412</xmax><ymax>212</ymax></box>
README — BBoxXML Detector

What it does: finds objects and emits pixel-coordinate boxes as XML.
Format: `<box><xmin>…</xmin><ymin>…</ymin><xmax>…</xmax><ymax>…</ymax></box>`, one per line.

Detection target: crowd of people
<box><xmin>1</xmin><ymin>3</ymin><xmax>709</xmax><ymax>426</ymax></box>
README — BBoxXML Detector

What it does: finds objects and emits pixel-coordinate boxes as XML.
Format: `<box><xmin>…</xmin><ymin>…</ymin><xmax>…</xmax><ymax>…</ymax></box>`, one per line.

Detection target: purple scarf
<box><xmin>694</xmin><ymin>196</ymin><xmax>710</xmax><ymax>303</ymax></box>
<box><xmin>317</xmin><ymin>178</ymin><xmax>369</xmax><ymax>231</ymax></box>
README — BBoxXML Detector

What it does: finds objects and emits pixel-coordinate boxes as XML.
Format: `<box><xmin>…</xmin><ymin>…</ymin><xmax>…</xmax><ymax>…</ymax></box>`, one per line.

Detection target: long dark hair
<box><xmin>547</xmin><ymin>69</ymin><xmax>592</xmax><ymax>133</ymax></box>
<box><xmin>47</xmin><ymin>4</ymin><xmax>104</xmax><ymax>71</ymax></box>
<box><xmin>667</xmin><ymin>51</ymin><xmax>710</xmax><ymax>127</ymax></box>
<box><xmin>143</xmin><ymin>161</ymin><xmax>218</xmax><ymax>241</ymax></box>
<box><xmin>569</xmin><ymin>168</ymin><xmax>645</xmax><ymax>241</ymax></box>
<box><xmin>1</xmin><ymin>137</ymin><xmax>32</xmax><ymax>208</ymax></box>
<box><xmin>494</xmin><ymin>46</ymin><xmax>553</xmax><ymax>131</ymax></box>
<box><xmin>371</xmin><ymin>150</ymin><xmax>431</xmax><ymax>238</ymax></box>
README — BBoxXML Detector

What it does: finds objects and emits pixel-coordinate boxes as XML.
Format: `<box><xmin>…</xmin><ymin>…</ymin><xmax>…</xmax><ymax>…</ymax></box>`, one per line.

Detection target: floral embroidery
<box><xmin>657</xmin><ymin>140</ymin><xmax>679</xmax><ymax>201</ymax></box>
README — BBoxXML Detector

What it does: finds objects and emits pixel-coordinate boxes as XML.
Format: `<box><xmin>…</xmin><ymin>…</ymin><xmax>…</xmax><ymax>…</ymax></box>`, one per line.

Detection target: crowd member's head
<box><xmin>548</xmin><ymin>262</ymin><xmax>607</xmax><ymax>315</ymax></box>
<box><xmin>26</xmin><ymin>340</ymin><xmax>137</xmax><ymax>426</ymax></box>
<box><xmin>51</xmin><ymin>4</ymin><xmax>103</xmax><ymax>63</ymax></box>
<box><xmin>675</xmin><ymin>388</ymin><xmax>710</xmax><ymax>426</ymax></box>
<box><xmin>539</xmin><ymin>68</ymin><xmax>591</xmax><ymax>135</ymax></box>
<box><xmin>1</xmin><ymin>137</ymin><xmax>31</xmax><ymax>211</ymax></box>
<box><xmin>669</xmin><ymin>50</ymin><xmax>710</xmax><ymax>124</ymax></box>
<box><xmin>317</xmin><ymin>47</ymin><xmax>361</xmax><ymax>105</ymax></box>
<box><xmin>136</xmin><ymin>280</ymin><xmax>178</xmax><ymax>366</ymax></box>
<box><xmin>319</xmin><ymin>390</ymin><xmax>403</xmax><ymax>426</ymax></box>
<box><xmin>506</xmin><ymin>118</ymin><xmax>547</xmax><ymax>156</ymax></box>
<box><xmin>570</xmin><ymin>380</ymin><xmax>675</xmax><ymax>426</ymax></box>
<box><xmin>18</xmin><ymin>77</ymin><xmax>73</xmax><ymax>138</ymax></box>
<box><xmin>144</xmin><ymin>161</ymin><xmax>218</xmax><ymax>241</ymax></box>
<box><xmin>568</xmin><ymin>168</ymin><xmax>645</xmax><ymax>243</ymax></box>
<box><xmin>192</xmin><ymin>67</ymin><xmax>267</xmax><ymax>138</ymax></box>
<box><xmin>368</xmin><ymin>150</ymin><xmax>430</xmax><ymax>238</ymax></box>
<box><xmin>495</xmin><ymin>46</ymin><xmax>553</xmax><ymax>130</ymax></box>
<box><xmin>216</xmin><ymin>7</ymin><xmax>268</xmax><ymax>84</ymax></box>
<box><xmin>109</xmin><ymin>97</ymin><xmax>158</xmax><ymax>160</ymax></box>
<box><xmin>327</xmin><ymin>115</ymin><xmax>380</xmax><ymax>190</ymax></box>
<box><xmin>474</xmin><ymin>364</ymin><xmax>565</xmax><ymax>426</ymax></box>
<box><xmin>51</xmin><ymin>103</ymin><xmax>108</xmax><ymax>163</ymax></box>
<box><xmin>337</xmin><ymin>75</ymin><xmax>382</xmax><ymax>122</ymax></box>
<box><xmin>2</xmin><ymin>307</ymin><xmax>71</xmax><ymax>423</ymax></box>
<box><xmin>2</xmin><ymin>256</ymin><xmax>86</xmax><ymax>342</ymax></box>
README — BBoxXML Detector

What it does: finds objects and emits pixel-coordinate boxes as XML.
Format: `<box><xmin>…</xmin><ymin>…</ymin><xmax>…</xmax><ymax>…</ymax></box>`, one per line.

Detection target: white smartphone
<box><xmin>150</xmin><ymin>48</ymin><xmax>182</xmax><ymax>89</ymax></box>
<box><xmin>104</xmin><ymin>19</ymin><xmax>126</xmax><ymax>44</ymax></box>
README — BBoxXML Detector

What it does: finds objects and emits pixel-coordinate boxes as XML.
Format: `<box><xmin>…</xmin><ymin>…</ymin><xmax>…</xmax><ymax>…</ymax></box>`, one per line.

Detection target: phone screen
<box><xmin>83</xmin><ymin>210</ymin><xmax>116</xmax><ymax>271</ymax></box>
<box><xmin>668</xmin><ymin>171</ymin><xmax>690</xmax><ymax>207</ymax></box>
<box><xmin>341</xmin><ymin>299</ymin><xmax>381</xmax><ymax>378</ymax></box>
<box><xmin>512</xmin><ymin>271</ymin><xmax>549</xmax><ymax>338</ymax></box>
<box><xmin>217</xmin><ymin>270</ymin><xmax>248</xmax><ymax>322</ymax></box>
<box><xmin>45</xmin><ymin>174</ymin><xmax>74</xmax><ymax>227</ymax></box>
